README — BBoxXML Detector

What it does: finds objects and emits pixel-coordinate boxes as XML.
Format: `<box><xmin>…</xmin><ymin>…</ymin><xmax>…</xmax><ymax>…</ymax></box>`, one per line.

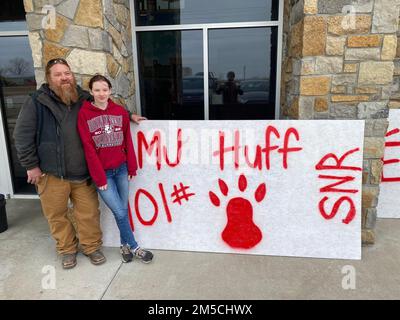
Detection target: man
<box><xmin>13</xmin><ymin>58</ymin><xmax>145</xmax><ymax>269</ymax></box>
<box><xmin>216</xmin><ymin>71</ymin><xmax>243</xmax><ymax>104</ymax></box>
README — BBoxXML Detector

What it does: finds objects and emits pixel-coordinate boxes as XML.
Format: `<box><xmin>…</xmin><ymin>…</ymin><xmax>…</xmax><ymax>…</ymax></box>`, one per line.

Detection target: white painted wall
<box><xmin>377</xmin><ymin>109</ymin><xmax>400</xmax><ymax>218</ymax></box>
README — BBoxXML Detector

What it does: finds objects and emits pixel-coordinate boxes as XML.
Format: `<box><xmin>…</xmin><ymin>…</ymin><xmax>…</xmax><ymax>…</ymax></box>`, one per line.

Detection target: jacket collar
<box><xmin>35</xmin><ymin>84</ymin><xmax>91</xmax><ymax>122</ymax></box>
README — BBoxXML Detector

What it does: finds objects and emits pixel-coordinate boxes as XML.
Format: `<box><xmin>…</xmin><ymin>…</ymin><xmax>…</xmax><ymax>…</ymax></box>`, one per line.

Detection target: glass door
<box><xmin>0</xmin><ymin>0</ymin><xmax>37</xmax><ymax>195</ymax></box>
<box><xmin>137</xmin><ymin>30</ymin><xmax>204</xmax><ymax>119</ymax></box>
<box><xmin>208</xmin><ymin>27</ymin><xmax>277</xmax><ymax>120</ymax></box>
<box><xmin>132</xmin><ymin>0</ymin><xmax>282</xmax><ymax>120</ymax></box>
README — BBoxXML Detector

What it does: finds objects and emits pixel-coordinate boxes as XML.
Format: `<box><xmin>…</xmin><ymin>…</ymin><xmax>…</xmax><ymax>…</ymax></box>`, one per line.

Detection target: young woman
<box><xmin>77</xmin><ymin>74</ymin><xmax>153</xmax><ymax>263</ymax></box>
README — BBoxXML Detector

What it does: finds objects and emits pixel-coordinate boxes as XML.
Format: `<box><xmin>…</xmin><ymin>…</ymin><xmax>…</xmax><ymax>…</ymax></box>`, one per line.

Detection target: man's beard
<box><xmin>49</xmin><ymin>78</ymin><xmax>79</xmax><ymax>106</ymax></box>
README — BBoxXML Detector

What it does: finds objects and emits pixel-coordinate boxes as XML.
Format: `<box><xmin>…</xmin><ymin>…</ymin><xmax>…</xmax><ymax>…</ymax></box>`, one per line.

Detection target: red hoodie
<box><xmin>77</xmin><ymin>99</ymin><xmax>138</xmax><ymax>187</ymax></box>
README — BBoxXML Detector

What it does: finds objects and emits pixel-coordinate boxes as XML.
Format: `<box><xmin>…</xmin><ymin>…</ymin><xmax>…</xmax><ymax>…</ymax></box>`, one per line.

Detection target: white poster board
<box><xmin>377</xmin><ymin>109</ymin><xmax>400</xmax><ymax>218</ymax></box>
<box><xmin>101</xmin><ymin>120</ymin><xmax>364</xmax><ymax>260</ymax></box>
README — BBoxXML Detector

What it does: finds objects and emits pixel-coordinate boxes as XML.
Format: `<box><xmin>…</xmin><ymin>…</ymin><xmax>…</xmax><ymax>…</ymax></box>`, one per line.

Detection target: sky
<box><xmin>0</xmin><ymin>36</ymin><xmax>34</xmax><ymax>77</ymax></box>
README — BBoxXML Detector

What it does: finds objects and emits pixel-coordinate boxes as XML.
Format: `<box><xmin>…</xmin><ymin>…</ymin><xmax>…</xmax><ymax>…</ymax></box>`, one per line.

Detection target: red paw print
<box><xmin>209</xmin><ymin>174</ymin><xmax>266</xmax><ymax>249</ymax></box>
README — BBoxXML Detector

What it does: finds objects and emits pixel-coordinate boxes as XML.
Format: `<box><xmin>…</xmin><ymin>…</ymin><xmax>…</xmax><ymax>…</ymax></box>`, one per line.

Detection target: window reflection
<box><xmin>135</xmin><ymin>0</ymin><xmax>278</xmax><ymax>26</ymax></box>
<box><xmin>215</xmin><ymin>71</ymin><xmax>243</xmax><ymax>104</ymax></box>
<box><xmin>137</xmin><ymin>30</ymin><xmax>204</xmax><ymax>119</ymax></box>
<box><xmin>0</xmin><ymin>0</ymin><xmax>27</xmax><ymax>31</ymax></box>
<box><xmin>0</xmin><ymin>36</ymin><xmax>36</xmax><ymax>194</ymax></box>
<box><xmin>209</xmin><ymin>27</ymin><xmax>277</xmax><ymax>120</ymax></box>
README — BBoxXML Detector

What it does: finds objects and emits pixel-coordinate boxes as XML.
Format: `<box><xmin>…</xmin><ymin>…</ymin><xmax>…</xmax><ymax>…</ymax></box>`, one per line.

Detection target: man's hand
<box><xmin>27</xmin><ymin>167</ymin><xmax>43</xmax><ymax>184</ymax></box>
<box><xmin>131</xmin><ymin>114</ymin><xmax>147</xmax><ymax>124</ymax></box>
<box><xmin>98</xmin><ymin>184</ymin><xmax>108</xmax><ymax>191</ymax></box>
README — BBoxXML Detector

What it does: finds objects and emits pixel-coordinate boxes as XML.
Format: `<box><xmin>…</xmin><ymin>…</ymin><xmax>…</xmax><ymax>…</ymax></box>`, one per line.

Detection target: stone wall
<box><xmin>281</xmin><ymin>0</ymin><xmax>303</xmax><ymax>119</ymax></box>
<box><xmin>23</xmin><ymin>0</ymin><xmax>136</xmax><ymax>112</ymax></box>
<box><xmin>389</xmin><ymin>11</ymin><xmax>400</xmax><ymax>109</ymax></box>
<box><xmin>281</xmin><ymin>0</ymin><xmax>400</xmax><ymax>244</ymax></box>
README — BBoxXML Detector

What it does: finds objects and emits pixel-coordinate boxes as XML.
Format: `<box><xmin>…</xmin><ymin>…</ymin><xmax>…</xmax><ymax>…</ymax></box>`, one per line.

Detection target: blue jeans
<box><xmin>97</xmin><ymin>163</ymin><xmax>138</xmax><ymax>250</ymax></box>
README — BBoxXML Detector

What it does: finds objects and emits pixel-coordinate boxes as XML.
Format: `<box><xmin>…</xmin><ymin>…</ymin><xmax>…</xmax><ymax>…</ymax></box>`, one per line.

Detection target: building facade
<box><xmin>0</xmin><ymin>0</ymin><xmax>399</xmax><ymax>244</ymax></box>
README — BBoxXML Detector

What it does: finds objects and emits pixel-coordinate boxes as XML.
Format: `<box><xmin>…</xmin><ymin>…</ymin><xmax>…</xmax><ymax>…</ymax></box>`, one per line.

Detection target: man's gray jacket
<box><xmin>13</xmin><ymin>84</ymin><xmax>92</xmax><ymax>180</ymax></box>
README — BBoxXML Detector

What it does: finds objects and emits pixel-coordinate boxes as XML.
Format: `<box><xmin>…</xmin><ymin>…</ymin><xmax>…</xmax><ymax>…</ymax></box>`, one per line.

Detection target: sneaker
<box><xmin>62</xmin><ymin>253</ymin><xmax>77</xmax><ymax>269</ymax></box>
<box><xmin>120</xmin><ymin>244</ymin><xmax>133</xmax><ymax>263</ymax></box>
<box><xmin>133</xmin><ymin>247</ymin><xmax>153</xmax><ymax>263</ymax></box>
<box><xmin>86</xmin><ymin>250</ymin><xmax>106</xmax><ymax>265</ymax></box>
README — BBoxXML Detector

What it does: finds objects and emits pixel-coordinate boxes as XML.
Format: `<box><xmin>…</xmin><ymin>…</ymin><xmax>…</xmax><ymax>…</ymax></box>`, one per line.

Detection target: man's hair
<box><xmin>227</xmin><ymin>71</ymin><xmax>235</xmax><ymax>79</ymax></box>
<box><xmin>89</xmin><ymin>74</ymin><xmax>112</xmax><ymax>90</ymax></box>
<box><xmin>45</xmin><ymin>58</ymin><xmax>71</xmax><ymax>82</ymax></box>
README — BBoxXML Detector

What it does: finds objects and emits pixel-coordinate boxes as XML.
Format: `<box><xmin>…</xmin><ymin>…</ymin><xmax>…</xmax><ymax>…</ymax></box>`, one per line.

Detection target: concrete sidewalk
<box><xmin>0</xmin><ymin>199</ymin><xmax>399</xmax><ymax>300</ymax></box>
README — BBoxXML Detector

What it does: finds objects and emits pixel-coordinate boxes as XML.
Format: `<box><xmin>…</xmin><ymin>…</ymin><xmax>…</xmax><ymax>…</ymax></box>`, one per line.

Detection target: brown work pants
<box><xmin>37</xmin><ymin>175</ymin><xmax>103</xmax><ymax>255</ymax></box>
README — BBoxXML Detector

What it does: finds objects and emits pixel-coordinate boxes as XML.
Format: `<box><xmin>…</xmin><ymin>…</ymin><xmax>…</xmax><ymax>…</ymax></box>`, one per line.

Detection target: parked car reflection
<box><xmin>182</xmin><ymin>76</ymin><xmax>204</xmax><ymax>105</ymax></box>
<box><xmin>238</xmin><ymin>79</ymin><xmax>269</xmax><ymax>104</ymax></box>
<box><xmin>182</xmin><ymin>74</ymin><xmax>217</xmax><ymax>105</ymax></box>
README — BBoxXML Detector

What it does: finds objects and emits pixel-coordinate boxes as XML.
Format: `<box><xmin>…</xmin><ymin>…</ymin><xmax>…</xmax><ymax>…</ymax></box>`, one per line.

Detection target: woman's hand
<box><xmin>131</xmin><ymin>114</ymin><xmax>147</xmax><ymax>124</ymax></box>
<box><xmin>98</xmin><ymin>184</ymin><xmax>108</xmax><ymax>190</ymax></box>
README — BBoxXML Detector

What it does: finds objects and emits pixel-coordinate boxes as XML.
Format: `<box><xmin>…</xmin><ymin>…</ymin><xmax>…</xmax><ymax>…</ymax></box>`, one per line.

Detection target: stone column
<box><xmin>389</xmin><ymin>11</ymin><xmax>400</xmax><ymax>109</ymax></box>
<box><xmin>24</xmin><ymin>0</ymin><xmax>137</xmax><ymax>113</ymax></box>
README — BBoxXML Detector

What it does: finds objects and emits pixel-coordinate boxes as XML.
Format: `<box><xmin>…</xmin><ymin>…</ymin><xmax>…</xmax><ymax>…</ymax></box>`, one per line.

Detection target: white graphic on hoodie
<box><xmin>87</xmin><ymin>115</ymin><xmax>124</xmax><ymax>148</ymax></box>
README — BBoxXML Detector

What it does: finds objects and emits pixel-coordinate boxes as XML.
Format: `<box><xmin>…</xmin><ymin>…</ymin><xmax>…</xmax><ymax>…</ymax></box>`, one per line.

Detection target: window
<box><xmin>135</xmin><ymin>0</ymin><xmax>278</xmax><ymax>26</ymax></box>
<box><xmin>208</xmin><ymin>27</ymin><xmax>277</xmax><ymax>120</ymax></box>
<box><xmin>0</xmin><ymin>0</ymin><xmax>28</xmax><ymax>31</ymax></box>
<box><xmin>137</xmin><ymin>30</ymin><xmax>204</xmax><ymax>119</ymax></box>
<box><xmin>0</xmin><ymin>0</ymin><xmax>36</xmax><ymax>194</ymax></box>
<box><xmin>133</xmin><ymin>0</ymin><xmax>282</xmax><ymax>120</ymax></box>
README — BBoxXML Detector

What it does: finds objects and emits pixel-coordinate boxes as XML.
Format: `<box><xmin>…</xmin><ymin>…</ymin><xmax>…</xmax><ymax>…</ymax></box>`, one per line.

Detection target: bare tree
<box><xmin>7</xmin><ymin>57</ymin><xmax>29</xmax><ymax>75</ymax></box>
